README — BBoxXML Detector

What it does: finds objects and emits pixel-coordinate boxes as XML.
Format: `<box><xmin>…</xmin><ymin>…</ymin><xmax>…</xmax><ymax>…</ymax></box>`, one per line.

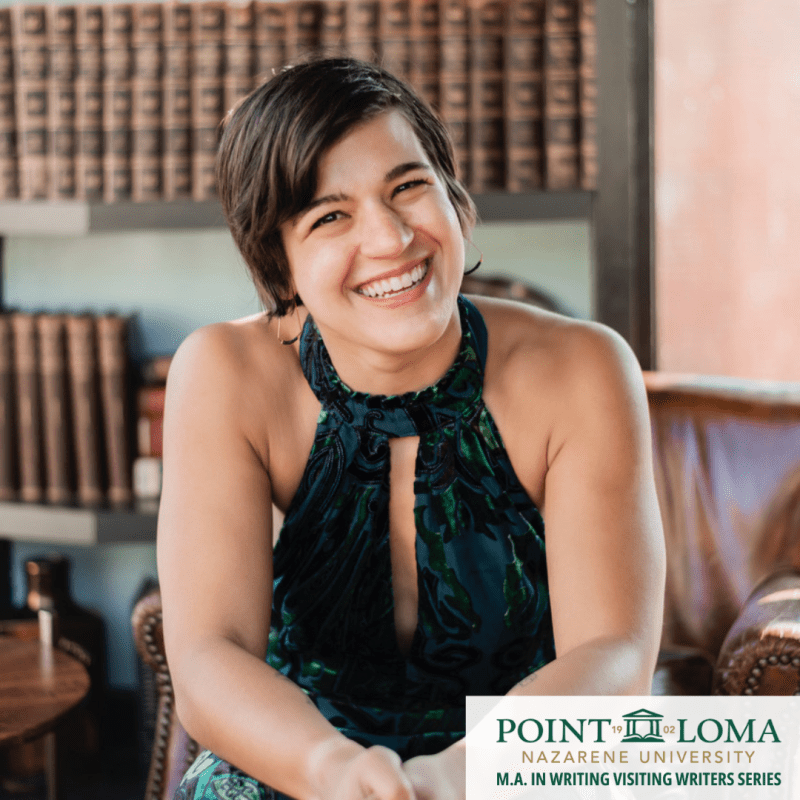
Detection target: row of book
<box><xmin>0</xmin><ymin>0</ymin><xmax>597</xmax><ymax>203</ymax></box>
<box><xmin>0</xmin><ymin>311</ymin><xmax>134</xmax><ymax>508</ymax></box>
<box><xmin>135</xmin><ymin>356</ymin><xmax>169</xmax><ymax>502</ymax></box>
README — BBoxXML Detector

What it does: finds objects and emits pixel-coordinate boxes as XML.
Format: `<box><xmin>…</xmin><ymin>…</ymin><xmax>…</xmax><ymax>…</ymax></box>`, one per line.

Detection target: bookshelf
<box><xmin>0</xmin><ymin>191</ymin><xmax>591</xmax><ymax>236</ymax></box>
<box><xmin>0</xmin><ymin>0</ymin><xmax>654</xmax><ymax>530</ymax></box>
<box><xmin>0</xmin><ymin>500</ymin><xmax>157</xmax><ymax>546</ymax></box>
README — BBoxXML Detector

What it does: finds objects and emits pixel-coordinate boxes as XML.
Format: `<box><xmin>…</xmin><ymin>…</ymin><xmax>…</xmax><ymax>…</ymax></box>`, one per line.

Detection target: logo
<box><xmin>621</xmin><ymin>709</ymin><xmax>664</xmax><ymax>743</ymax></box>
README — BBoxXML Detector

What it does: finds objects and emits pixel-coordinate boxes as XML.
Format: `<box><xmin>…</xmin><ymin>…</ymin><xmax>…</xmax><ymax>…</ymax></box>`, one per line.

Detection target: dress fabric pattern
<box><xmin>176</xmin><ymin>295</ymin><xmax>555</xmax><ymax>799</ymax></box>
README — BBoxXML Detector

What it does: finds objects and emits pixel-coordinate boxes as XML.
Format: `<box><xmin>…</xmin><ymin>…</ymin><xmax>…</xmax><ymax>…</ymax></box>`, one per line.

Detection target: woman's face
<box><xmin>281</xmin><ymin>109</ymin><xmax>467</xmax><ymax>366</ymax></box>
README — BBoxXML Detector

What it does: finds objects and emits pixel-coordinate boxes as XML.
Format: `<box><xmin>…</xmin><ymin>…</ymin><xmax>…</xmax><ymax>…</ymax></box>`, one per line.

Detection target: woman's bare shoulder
<box><xmin>468</xmin><ymin>294</ymin><xmax>640</xmax><ymax>386</ymax></box>
<box><xmin>169</xmin><ymin>312</ymin><xmax>297</xmax><ymax>392</ymax></box>
<box><xmin>468</xmin><ymin>294</ymin><xmax>647</xmax><ymax>437</ymax></box>
<box><xmin>166</xmin><ymin>313</ymin><xmax>306</xmax><ymax>463</ymax></box>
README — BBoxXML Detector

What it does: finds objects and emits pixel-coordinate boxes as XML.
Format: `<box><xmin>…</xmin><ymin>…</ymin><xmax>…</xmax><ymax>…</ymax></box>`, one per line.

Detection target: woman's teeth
<box><xmin>358</xmin><ymin>261</ymin><xmax>429</xmax><ymax>299</ymax></box>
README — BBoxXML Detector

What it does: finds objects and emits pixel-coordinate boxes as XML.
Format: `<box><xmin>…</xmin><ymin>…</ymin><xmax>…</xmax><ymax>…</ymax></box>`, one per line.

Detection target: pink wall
<box><xmin>655</xmin><ymin>0</ymin><xmax>800</xmax><ymax>379</ymax></box>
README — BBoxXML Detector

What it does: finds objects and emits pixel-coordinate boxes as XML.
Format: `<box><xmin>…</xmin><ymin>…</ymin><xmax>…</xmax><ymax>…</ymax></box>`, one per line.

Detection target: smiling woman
<box><xmin>215</xmin><ymin>58</ymin><xmax>475</xmax><ymax>322</ymax></box>
<box><xmin>280</xmin><ymin>110</ymin><xmax>466</xmax><ymax>392</ymax></box>
<box><xmin>157</xmin><ymin>58</ymin><xmax>666</xmax><ymax>800</ymax></box>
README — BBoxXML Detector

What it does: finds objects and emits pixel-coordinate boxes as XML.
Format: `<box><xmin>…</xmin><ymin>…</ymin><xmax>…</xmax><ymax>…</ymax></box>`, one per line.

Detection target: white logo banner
<box><xmin>466</xmin><ymin>696</ymin><xmax>800</xmax><ymax>799</ymax></box>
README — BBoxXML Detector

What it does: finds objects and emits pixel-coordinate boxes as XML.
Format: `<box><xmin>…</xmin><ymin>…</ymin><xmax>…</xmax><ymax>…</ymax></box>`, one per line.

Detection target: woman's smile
<box><xmin>355</xmin><ymin>257</ymin><xmax>431</xmax><ymax>299</ymax></box>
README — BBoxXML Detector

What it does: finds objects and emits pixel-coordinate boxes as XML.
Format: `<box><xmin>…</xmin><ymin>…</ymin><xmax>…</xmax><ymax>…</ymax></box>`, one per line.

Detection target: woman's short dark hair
<box><xmin>216</xmin><ymin>57</ymin><xmax>477</xmax><ymax>318</ymax></box>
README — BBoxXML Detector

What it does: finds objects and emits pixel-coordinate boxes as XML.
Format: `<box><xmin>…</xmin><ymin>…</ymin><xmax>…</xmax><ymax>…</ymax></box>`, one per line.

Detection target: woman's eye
<box><xmin>393</xmin><ymin>179</ymin><xmax>429</xmax><ymax>196</ymax></box>
<box><xmin>310</xmin><ymin>211</ymin><xmax>342</xmax><ymax>231</ymax></box>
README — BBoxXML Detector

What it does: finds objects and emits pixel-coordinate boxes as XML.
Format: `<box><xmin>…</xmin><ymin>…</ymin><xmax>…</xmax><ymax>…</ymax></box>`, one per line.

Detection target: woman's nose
<box><xmin>358</xmin><ymin>202</ymin><xmax>414</xmax><ymax>259</ymax></box>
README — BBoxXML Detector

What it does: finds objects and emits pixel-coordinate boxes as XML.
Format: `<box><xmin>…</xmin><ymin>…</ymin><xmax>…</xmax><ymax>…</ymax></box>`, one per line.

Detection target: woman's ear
<box><xmin>276</xmin><ymin>288</ymin><xmax>301</xmax><ymax>312</ymax></box>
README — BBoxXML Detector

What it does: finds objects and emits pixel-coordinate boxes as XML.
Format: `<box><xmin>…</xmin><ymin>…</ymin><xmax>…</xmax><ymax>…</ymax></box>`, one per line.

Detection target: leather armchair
<box><xmin>645</xmin><ymin>373</ymin><xmax>800</xmax><ymax>696</ymax></box>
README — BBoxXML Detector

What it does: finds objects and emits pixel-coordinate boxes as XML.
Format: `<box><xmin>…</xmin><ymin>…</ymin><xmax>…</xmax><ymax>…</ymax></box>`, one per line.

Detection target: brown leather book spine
<box><xmin>75</xmin><ymin>6</ymin><xmax>103</xmax><ymax>83</ymax></box>
<box><xmin>36</xmin><ymin>314</ymin><xmax>73</xmax><ymax>506</ymax></box>
<box><xmin>137</xmin><ymin>418</ymin><xmax>163</xmax><ymax>459</ymax></box>
<box><xmin>162</xmin><ymin>2</ymin><xmax>192</xmax><ymax>200</ymax></box>
<box><xmin>75</xmin><ymin>5</ymin><xmax>104</xmax><ymax>201</ymax></box>
<box><xmin>254</xmin><ymin>1</ymin><xmax>287</xmax><ymax>84</ymax></box>
<box><xmin>408</xmin><ymin>0</ymin><xmax>439</xmax><ymax>112</ymax></box>
<box><xmin>380</xmin><ymin>0</ymin><xmax>411</xmax><ymax>82</ymax></box>
<box><xmin>543</xmin><ymin>0</ymin><xmax>580</xmax><ymax>190</ymax></box>
<box><xmin>320</xmin><ymin>0</ymin><xmax>347</xmax><ymax>58</ymax></box>
<box><xmin>224</xmin><ymin>2</ymin><xmax>255</xmax><ymax>114</ymax></box>
<box><xmin>131</xmin><ymin>3</ymin><xmax>163</xmax><ymax>203</ymax></box>
<box><xmin>345</xmin><ymin>0</ymin><xmax>379</xmax><ymax>64</ymax></box>
<box><xmin>96</xmin><ymin>315</ymin><xmax>132</xmax><ymax>507</ymax></box>
<box><xmin>102</xmin><ymin>4</ymin><xmax>134</xmax><ymax>202</ymax></box>
<box><xmin>504</xmin><ymin>0</ymin><xmax>545</xmax><ymax>191</ymax></box>
<box><xmin>578</xmin><ymin>0</ymin><xmax>597</xmax><ymax>190</ymax></box>
<box><xmin>136</xmin><ymin>385</ymin><xmax>166</xmax><ymax>458</ymax></box>
<box><xmin>65</xmin><ymin>314</ymin><xmax>103</xmax><ymax>507</ymax></box>
<box><xmin>468</xmin><ymin>0</ymin><xmax>505</xmax><ymax>193</ymax></box>
<box><xmin>10</xmin><ymin>312</ymin><xmax>43</xmax><ymax>504</ymax></box>
<box><xmin>190</xmin><ymin>2</ymin><xmax>225</xmax><ymax>201</ymax></box>
<box><xmin>0</xmin><ymin>315</ymin><xmax>16</xmax><ymax>501</ymax></box>
<box><xmin>439</xmin><ymin>0</ymin><xmax>470</xmax><ymax>185</ymax></box>
<box><xmin>138</xmin><ymin>384</ymin><xmax>166</xmax><ymax>418</ymax></box>
<box><xmin>0</xmin><ymin>9</ymin><xmax>19</xmax><ymax>200</ymax></box>
<box><xmin>135</xmin><ymin>380</ymin><xmax>164</xmax><ymax>502</ymax></box>
<box><xmin>286</xmin><ymin>1</ymin><xmax>322</xmax><ymax>62</ymax></box>
<box><xmin>10</xmin><ymin>5</ymin><xmax>48</xmax><ymax>200</ymax></box>
<box><xmin>46</xmin><ymin>5</ymin><xmax>77</xmax><ymax>200</ymax></box>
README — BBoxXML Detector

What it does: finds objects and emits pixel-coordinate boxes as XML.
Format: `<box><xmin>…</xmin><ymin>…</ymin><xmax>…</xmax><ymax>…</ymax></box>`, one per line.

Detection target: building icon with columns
<box><xmin>621</xmin><ymin>709</ymin><xmax>664</xmax><ymax>742</ymax></box>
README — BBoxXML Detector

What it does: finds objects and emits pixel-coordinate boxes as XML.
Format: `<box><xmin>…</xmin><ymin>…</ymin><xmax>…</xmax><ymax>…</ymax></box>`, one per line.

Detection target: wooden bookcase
<box><xmin>0</xmin><ymin>0</ymin><xmax>654</xmax><ymax>546</ymax></box>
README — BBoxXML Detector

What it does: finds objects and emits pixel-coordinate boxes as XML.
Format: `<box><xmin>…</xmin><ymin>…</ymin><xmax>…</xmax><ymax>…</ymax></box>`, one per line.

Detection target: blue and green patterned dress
<box><xmin>176</xmin><ymin>295</ymin><xmax>556</xmax><ymax>799</ymax></box>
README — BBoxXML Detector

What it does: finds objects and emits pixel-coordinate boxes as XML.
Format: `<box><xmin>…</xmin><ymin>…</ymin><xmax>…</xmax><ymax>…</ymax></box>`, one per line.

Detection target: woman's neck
<box><xmin>314</xmin><ymin>309</ymin><xmax>463</xmax><ymax>397</ymax></box>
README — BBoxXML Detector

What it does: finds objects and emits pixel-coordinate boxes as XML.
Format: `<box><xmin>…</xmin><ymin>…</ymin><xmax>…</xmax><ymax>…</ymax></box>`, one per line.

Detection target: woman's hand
<box><xmin>403</xmin><ymin>741</ymin><xmax>465</xmax><ymax>800</ymax></box>
<box><xmin>311</xmin><ymin>739</ymin><xmax>416</xmax><ymax>800</ymax></box>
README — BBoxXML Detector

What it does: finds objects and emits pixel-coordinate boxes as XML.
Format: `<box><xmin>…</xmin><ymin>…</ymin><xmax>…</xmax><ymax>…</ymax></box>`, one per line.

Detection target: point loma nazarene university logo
<box><xmin>466</xmin><ymin>695</ymin><xmax>800</xmax><ymax>800</ymax></box>
<box><xmin>621</xmin><ymin>709</ymin><xmax>665</xmax><ymax>743</ymax></box>
<box><xmin>467</xmin><ymin>696</ymin><xmax>800</xmax><ymax>799</ymax></box>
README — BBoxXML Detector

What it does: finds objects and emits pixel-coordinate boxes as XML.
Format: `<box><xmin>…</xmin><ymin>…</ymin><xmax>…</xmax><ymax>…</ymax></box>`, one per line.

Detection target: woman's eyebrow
<box><xmin>300</xmin><ymin>192</ymin><xmax>348</xmax><ymax>218</ymax></box>
<box><xmin>293</xmin><ymin>192</ymin><xmax>348</xmax><ymax>227</ymax></box>
<box><xmin>385</xmin><ymin>161</ymin><xmax>431</xmax><ymax>182</ymax></box>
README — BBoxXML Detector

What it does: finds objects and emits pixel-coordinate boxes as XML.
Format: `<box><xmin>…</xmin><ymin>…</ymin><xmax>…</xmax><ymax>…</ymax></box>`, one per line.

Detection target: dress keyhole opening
<box><xmin>388</xmin><ymin>436</ymin><xmax>420</xmax><ymax>657</ymax></box>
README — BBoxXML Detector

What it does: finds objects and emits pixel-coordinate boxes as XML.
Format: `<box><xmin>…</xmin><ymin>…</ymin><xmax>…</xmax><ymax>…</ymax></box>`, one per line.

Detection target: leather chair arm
<box><xmin>131</xmin><ymin>589</ymin><xmax>199</xmax><ymax>800</ymax></box>
<box><xmin>131</xmin><ymin>589</ymin><xmax>168</xmax><ymax>676</ymax></box>
<box><xmin>713</xmin><ymin>570</ymin><xmax>800</xmax><ymax>696</ymax></box>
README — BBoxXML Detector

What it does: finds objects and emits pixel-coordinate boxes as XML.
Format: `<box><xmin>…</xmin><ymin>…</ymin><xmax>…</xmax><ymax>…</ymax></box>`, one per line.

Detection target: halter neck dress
<box><xmin>175</xmin><ymin>295</ymin><xmax>556</xmax><ymax>800</ymax></box>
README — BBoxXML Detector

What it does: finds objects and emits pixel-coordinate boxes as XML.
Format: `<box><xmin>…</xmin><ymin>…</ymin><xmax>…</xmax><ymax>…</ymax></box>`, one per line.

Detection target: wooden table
<box><xmin>0</xmin><ymin>637</ymin><xmax>90</xmax><ymax>747</ymax></box>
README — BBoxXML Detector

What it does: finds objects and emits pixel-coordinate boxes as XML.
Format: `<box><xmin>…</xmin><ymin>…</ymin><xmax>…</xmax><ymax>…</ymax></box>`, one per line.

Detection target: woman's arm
<box><xmin>157</xmin><ymin>325</ymin><xmax>414</xmax><ymax>800</ymax></box>
<box><xmin>508</xmin><ymin>321</ymin><xmax>666</xmax><ymax>696</ymax></box>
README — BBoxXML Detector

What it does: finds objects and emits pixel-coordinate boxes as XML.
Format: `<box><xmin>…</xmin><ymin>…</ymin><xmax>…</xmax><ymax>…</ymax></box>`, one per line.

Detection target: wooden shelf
<box><xmin>0</xmin><ymin>501</ymin><xmax>157</xmax><ymax>546</ymax></box>
<box><xmin>473</xmin><ymin>190</ymin><xmax>592</xmax><ymax>223</ymax></box>
<box><xmin>0</xmin><ymin>191</ymin><xmax>592</xmax><ymax>236</ymax></box>
<box><xmin>0</xmin><ymin>199</ymin><xmax>226</xmax><ymax>236</ymax></box>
